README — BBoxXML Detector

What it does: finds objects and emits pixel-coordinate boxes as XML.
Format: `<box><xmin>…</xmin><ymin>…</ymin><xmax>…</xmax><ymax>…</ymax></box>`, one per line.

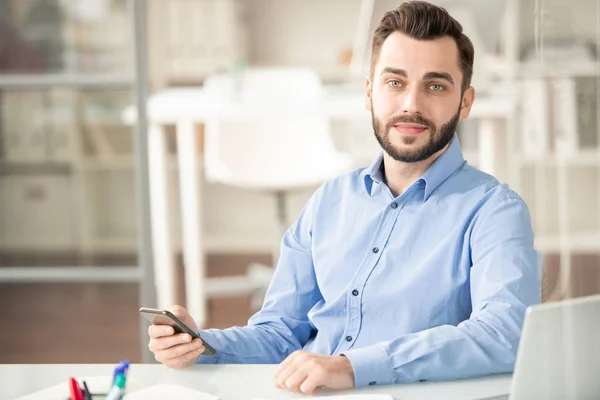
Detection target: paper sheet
<box><xmin>123</xmin><ymin>384</ymin><xmax>219</xmax><ymax>400</ymax></box>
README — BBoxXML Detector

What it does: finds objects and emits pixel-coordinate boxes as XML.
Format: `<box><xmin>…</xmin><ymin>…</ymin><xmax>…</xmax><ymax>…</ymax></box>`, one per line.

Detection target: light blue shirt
<box><xmin>198</xmin><ymin>134</ymin><xmax>541</xmax><ymax>388</ymax></box>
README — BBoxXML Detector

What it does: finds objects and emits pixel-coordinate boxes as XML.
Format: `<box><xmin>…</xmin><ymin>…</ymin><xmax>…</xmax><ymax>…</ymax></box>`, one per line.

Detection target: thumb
<box><xmin>169</xmin><ymin>305</ymin><xmax>199</xmax><ymax>332</ymax></box>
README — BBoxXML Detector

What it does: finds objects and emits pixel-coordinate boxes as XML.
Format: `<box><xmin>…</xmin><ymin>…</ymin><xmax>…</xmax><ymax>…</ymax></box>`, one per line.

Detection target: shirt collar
<box><xmin>362</xmin><ymin>152</ymin><xmax>385</xmax><ymax>196</ymax></box>
<box><xmin>363</xmin><ymin>134</ymin><xmax>465</xmax><ymax>201</ymax></box>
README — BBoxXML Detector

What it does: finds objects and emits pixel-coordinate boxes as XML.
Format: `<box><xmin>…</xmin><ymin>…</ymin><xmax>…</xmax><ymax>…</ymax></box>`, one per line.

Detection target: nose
<box><xmin>400</xmin><ymin>86</ymin><xmax>422</xmax><ymax>115</ymax></box>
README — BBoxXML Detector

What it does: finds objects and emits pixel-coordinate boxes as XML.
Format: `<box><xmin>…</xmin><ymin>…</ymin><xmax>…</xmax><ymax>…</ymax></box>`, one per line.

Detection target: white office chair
<box><xmin>203</xmin><ymin>68</ymin><xmax>352</xmax><ymax>308</ymax></box>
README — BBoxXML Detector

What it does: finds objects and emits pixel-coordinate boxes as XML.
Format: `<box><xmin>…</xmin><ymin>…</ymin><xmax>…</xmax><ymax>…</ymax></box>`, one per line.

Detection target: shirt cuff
<box><xmin>195</xmin><ymin>329</ymin><xmax>220</xmax><ymax>364</ymax></box>
<box><xmin>342</xmin><ymin>344</ymin><xmax>394</xmax><ymax>388</ymax></box>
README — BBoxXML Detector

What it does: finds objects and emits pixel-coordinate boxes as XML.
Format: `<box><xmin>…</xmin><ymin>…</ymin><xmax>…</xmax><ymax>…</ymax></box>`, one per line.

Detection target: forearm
<box><xmin>196</xmin><ymin>320</ymin><xmax>304</xmax><ymax>364</ymax></box>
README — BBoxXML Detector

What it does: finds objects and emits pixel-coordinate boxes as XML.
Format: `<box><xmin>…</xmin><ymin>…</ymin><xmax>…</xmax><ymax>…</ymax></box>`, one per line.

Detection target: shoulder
<box><xmin>441</xmin><ymin>163</ymin><xmax>526</xmax><ymax>210</ymax></box>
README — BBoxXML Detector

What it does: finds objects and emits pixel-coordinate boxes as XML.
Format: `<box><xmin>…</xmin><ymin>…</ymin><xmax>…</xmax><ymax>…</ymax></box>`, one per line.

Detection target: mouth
<box><xmin>393</xmin><ymin>123</ymin><xmax>428</xmax><ymax>135</ymax></box>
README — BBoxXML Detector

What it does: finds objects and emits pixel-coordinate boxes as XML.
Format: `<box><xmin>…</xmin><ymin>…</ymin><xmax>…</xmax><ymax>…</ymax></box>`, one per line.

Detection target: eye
<box><xmin>387</xmin><ymin>80</ymin><xmax>402</xmax><ymax>88</ymax></box>
<box><xmin>429</xmin><ymin>84</ymin><xmax>445</xmax><ymax>92</ymax></box>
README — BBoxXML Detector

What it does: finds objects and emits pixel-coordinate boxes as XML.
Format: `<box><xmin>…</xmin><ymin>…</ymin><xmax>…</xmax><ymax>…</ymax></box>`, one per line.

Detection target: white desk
<box><xmin>2</xmin><ymin>364</ymin><xmax>511</xmax><ymax>400</ymax></box>
<box><xmin>123</xmin><ymin>87</ymin><xmax>514</xmax><ymax>326</ymax></box>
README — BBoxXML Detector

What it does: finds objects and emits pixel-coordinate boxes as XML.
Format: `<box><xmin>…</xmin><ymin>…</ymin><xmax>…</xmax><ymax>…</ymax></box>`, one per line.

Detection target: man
<box><xmin>148</xmin><ymin>1</ymin><xmax>540</xmax><ymax>395</ymax></box>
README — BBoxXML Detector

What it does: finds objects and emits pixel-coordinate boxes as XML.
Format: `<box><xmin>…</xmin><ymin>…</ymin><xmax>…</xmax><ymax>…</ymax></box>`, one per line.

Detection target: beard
<box><xmin>371</xmin><ymin>102</ymin><xmax>461</xmax><ymax>163</ymax></box>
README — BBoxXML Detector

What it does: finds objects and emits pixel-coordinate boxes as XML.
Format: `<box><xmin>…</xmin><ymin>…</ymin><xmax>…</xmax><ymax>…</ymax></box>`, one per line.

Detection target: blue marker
<box><xmin>112</xmin><ymin>360</ymin><xmax>130</xmax><ymax>386</ymax></box>
<box><xmin>105</xmin><ymin>373</ymin><xmax>127</xmax><ymax>400</ymax></box>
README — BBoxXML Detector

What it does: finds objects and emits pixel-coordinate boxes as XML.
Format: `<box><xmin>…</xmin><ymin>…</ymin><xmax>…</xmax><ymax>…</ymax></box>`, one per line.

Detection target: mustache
<box><xmin>385</xmin><ymin>114</ymin><xmax>435</xmax><ymax>131</ymax></box>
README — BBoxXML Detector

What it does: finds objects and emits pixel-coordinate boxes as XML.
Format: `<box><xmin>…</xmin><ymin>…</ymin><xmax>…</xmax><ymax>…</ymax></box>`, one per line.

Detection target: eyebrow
<box><xmin>423</xmin><ymin>71</ymin><xmax>455</xmax><ymax>85</ymax></box>
<box><xmin>381</xmin><ymin>67</ymin><xmax>407</xmax><ymax>77</ymax></box>
<box><xmin>381</xmin><ymin>67</ymin><xmax>455</xmax><ymax>86</ymax></box>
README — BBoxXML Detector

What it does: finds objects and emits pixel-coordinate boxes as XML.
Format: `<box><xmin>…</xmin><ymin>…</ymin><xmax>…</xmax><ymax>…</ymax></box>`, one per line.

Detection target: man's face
<box><xmin>366</xmin><ymin>32</ymin><xmax>475</xmax><ymax>163</ymax></box>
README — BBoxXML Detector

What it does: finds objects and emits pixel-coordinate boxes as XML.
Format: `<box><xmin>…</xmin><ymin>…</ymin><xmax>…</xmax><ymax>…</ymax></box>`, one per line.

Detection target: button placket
<box><xmin>341</xmin><ymin>197</ymin><xmax>403</xmax><ymax>353</ymax></box>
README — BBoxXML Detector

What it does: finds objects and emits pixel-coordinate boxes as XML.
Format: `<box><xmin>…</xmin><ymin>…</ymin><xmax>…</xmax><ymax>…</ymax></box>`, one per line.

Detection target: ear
<box><xmin>459</xmin><ymin>86</ymin><xmax>475</xmax><ymax>120</ymax></box>
<box><xmin>365</xmin><ymin>76</ymin><xmax>373</xmax><ymax>111</ymax></box>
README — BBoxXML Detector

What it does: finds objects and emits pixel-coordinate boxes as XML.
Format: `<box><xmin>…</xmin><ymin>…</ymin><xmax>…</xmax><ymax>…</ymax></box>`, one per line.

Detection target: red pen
<box><xmin>68</xmin><ymin>377</ymin><xmax>84</xmax><ymax>400</ymax></box>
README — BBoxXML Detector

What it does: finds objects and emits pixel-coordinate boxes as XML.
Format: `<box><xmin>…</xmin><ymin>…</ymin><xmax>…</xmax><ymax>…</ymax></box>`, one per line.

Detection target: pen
<box><xmin>82</xmin><ymin>380</ymin><xmax>92</xmax><ymax>400</ymax></box>
<box><xmin>68</xmin><ymin>377</ymin><xmax>84</xmax><ymax>400</ymax></box>
<box><xmin>105</xmin><ymin>373</ymin><xmax>127</xmax><ymax>400</ymax></box>
<box><xmin>112</xmin><ymin>359</ymin><xmax>130</xmax><ymax>385</ymax></box>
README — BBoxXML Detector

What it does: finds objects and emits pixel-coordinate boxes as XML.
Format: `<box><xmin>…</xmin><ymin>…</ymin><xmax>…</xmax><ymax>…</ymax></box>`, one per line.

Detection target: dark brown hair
<box><xmin>370</xmin><ymin>1</ymin><xmax>474</xmax><ymax>92</ymax></box>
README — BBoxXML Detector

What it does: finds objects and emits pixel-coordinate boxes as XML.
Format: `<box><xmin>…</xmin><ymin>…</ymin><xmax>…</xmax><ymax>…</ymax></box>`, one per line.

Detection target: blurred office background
<box><xmin>0</xmin><ymin>0</ymin><xmax>598</xmax><ymax>364</ymax></box>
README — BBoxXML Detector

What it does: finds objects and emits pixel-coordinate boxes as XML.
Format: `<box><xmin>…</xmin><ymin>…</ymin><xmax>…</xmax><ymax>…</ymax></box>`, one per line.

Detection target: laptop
<box><xmin>479</xmin><ymin>294</ymin><xmax>600</xmax><ymax>400</ymax></box>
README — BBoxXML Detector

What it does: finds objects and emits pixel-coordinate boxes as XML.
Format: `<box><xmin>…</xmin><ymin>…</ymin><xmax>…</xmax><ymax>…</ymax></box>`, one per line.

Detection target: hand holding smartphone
<box><xmin>140</xmin><ymin>307</ymin><xmax>217</xmax><ymax>356</ymax></box>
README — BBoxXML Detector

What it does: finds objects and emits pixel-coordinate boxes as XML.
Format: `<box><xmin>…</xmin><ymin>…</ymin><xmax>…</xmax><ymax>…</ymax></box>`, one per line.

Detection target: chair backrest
<box><xmin>203</xmin><ymin>68</ymin><xmax>351</xmax><ymax>190</ymax></box>
<box><xmin>204</xmin><ymin>110</ymin><xmax>350</xmax><ymax>190</ymax></box>
<box><xmin>238</xmin><ymin>68</ymin><xmax>324</xmax><ymax>108</ymax></box>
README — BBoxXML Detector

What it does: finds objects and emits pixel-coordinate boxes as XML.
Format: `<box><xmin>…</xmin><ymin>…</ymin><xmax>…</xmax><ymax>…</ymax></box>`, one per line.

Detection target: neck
<box><xmin>383</xmin><ymin>144</ymin><xmax>449</xmax><ymax>197</ymax></box>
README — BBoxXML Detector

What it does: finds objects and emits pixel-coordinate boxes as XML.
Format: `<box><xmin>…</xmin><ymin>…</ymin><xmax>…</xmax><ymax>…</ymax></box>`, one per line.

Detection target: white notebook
<box><xmin>124</xmin><ymin>384</ymin><xmax>218</xmax><ymax>400</ymax></box>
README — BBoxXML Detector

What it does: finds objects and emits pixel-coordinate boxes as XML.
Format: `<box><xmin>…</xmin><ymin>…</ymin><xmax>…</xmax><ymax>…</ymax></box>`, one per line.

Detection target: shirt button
<box><xmin>391</xmin><ymin>202</ymin><xmax>398</xmax><ymax>209</ymax></box>
<box><xmin>352</xmin><ymin>289</ymin><xmax>359</xmax><ymax>296</ymax></box>
<box><xmin>372</xmin><ymin>247</ymin><xmax>379</xmax><ymax>253</ymax></box>
<box><xmin>369</xmin><ymin>381</ymin><xmax>377</xmax><ymax>386</ymax></box>
<box><xmin>345</xmin><ymin>335</ymin><xmax>353</xmax><ymax>342</ymax></box>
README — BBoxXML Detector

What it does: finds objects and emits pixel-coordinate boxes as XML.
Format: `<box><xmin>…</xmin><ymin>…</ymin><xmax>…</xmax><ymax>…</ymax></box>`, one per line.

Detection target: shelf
<box><xmin>536</xmin><ymin>233</ymin><xmax>600</xmax><ymax>253</ymax></box>
<box><xmin>0</xmin><ymin>161</ymin><xmax>72</xmax><ymax>175</ymax></box>
<box><xmin>80</xmin><ymin>157</ymin><xmax>134</xmax><ymax>171</ymax></box>
<box><xmin>205</xmin><ymin>233</ymin><xmax>274</xmax><ymax>254</ymax></box>
<box><xmin>0</xmin><ymin>73</ymin><xmax>133</xmax><ymax>90</ymax></box>
<box><xmin>89</xmin><ymin>232</ymin><xmax>275</xmax><ymax>254</ymax></box>
<box><xmin>0</xmin><ymin>266</ymin><xmax>141</xmax><ymax>283</ymax></box>
<box><xmin>79</xmin><ymin>156</ymin><xmax>189</xmax><ymax>171</ymax></box>
<box><xmin>88</xmin><ymin>237</ymin><xmax>140</xmax><ymax>253</ymax></box>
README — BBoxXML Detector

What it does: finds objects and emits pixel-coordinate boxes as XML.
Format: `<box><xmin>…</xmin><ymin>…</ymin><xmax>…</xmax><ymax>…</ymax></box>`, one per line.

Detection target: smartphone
<box><xmin>139</xmin><ymin>307</ymin><xmax>217</xmax><ymax>356</ymax></box>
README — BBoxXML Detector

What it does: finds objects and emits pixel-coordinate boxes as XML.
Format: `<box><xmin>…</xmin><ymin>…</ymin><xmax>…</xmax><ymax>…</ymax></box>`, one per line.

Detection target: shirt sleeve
<box><xmin>343</xmin><ymin>192</ymin><xmax>542</xmax><ymax>387</ymax></box>
<box><xmin>196</xmin><ymin>188</ymin><xmax>323</xmax><ymax>364</ymax></box>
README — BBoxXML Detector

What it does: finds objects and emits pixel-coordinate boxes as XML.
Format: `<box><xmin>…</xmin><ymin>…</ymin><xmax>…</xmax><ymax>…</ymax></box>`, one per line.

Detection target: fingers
<box><xmin>161</xmin><ymin>343</ymin><xmax>205</xmax><ymax>369</ymax></box>
<box><xmin>274</xmin><ymin>350</ymin><xmax>303</xmax><ymax>379</ymax></box>
<box><xmin>148</xmin><ymin>332</ymin><xmax>196</xmax><ymax>352</ymax></box>
<box><xmin>276</xmin><ymin>360</ymin><xmax>326</xmax><ymax>394</ymax></box>
<box><xmin>275</xmin><ymin>351</ymin><xmax>315</xmax><ymax>392</ymax></box>
<box><xmin>157</xmin><ymin>339</ymin><xmax>204</xmax><ymax>362</ymax></box>
<box><xmin>148</xmin><ymin>324</ymin><xmax>174</xmax><ymax>339</ymax></box>
<box><xmin>282</xmin><ymin>368</ymin><xmax>310</xmax><ymax>393</ymax></box>
<box><xmin>299</xmin><ymin>373</ymin><xmax>323</xmax><ymax>395</ymax></box>
<box><xmin>274</xmin><ymin>352</ymin><xmax>352</xmax><ymax>394</ymax></box>
<box><xmin>154</xmin><ymin>340</ymin><xmax>205</xmax><ymax>367</ymax></box>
